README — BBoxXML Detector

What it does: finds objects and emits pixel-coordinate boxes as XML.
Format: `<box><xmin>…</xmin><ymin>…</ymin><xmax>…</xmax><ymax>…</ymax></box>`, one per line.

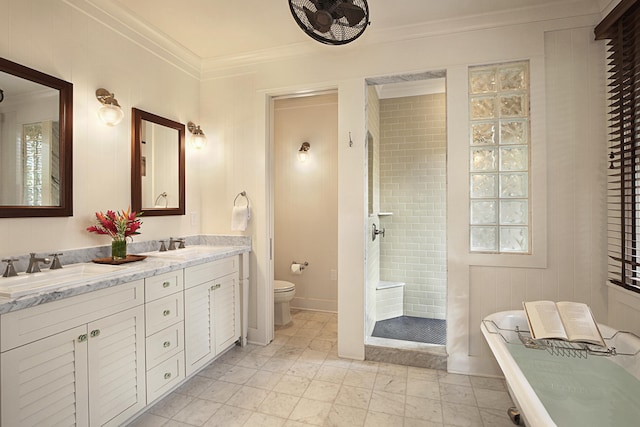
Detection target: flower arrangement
<box><xmin>87</xmin><ymin>208</ymin><xmax>143</xmax><ymax>239</ymax></box>
<box><xmin>87</xmin><ymin>208</ymin><xmax>142</xmax><ymax>260</ymax></box>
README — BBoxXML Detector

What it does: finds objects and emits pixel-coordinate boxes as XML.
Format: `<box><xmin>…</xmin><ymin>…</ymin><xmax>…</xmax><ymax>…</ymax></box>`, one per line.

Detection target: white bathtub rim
<box><xmin>481</xmin><ymin>310</ymin><xmax>557</xmax><ymax>427</ymax></box>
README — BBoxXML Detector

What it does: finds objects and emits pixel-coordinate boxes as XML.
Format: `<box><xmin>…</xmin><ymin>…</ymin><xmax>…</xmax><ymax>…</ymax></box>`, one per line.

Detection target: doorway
<box><xmin>272</xmin><ymin>92</ymin><xmax>339</xmax><ymax>318</ymax></box>
<box><xmin>365</xmin><ymin>72</ymin><xmax>448</xmax><ymax>354</ymax></box>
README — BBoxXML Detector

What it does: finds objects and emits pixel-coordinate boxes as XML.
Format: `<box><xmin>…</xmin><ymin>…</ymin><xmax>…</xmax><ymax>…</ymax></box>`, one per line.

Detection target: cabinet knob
<box><xmin>90</xmin><ymin>329</ymin><xmax>100</xmax><ymax>338</ymax></box>
<box><xmin>163</xmin><ymin>309</ymin><xmax>171</xmax><ymax>317</ymax></box>
<box><xmin>163</xmin><ymin>341</ymin><xmax>171</xmax><ymax>348</ymax></box>
<box><xmin>78</xmin><ymin>334</ymin><xmax>88</xmax><ymax>343</ymax></box>
<box><xmin>164</xmin><ymin>372</ymin><xmax>172</xmax><ymax>380</ymax></box>
<box><xmin>162</xmin><ymin>281</ymin><xmax>171</xmax><ymax>288</ymax></box>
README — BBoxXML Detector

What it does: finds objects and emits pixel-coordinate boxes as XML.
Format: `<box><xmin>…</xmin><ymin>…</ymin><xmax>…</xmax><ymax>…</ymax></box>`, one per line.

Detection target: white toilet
<box><xmin>274</xmin><ymin>280</ymin><xmax>296</xmax><ymax>326</ymax></box>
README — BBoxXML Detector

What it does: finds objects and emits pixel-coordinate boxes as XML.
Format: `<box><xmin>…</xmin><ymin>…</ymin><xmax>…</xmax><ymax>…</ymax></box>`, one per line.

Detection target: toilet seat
<box><xmin>274</xmin><ymin>280</ymin><xmax>295</xmax><ymax>293</ymax></box>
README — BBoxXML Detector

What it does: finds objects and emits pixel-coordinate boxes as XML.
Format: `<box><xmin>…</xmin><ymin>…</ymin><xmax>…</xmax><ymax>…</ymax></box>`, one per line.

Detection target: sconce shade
<box><xmin>298</xmin><ymin>141</ymin><xmax>311</xmax><ymax>162</ymax></box>
<box><xmin>98</xmin><ymin>104</ymin><xmax>124</xmax><ymax>126</ymax></box>
<box><xmin>96</xmin><ymin>88</ymin><xmax>124</xmax><ymax>126</ymax></box>
<box><xmin>188</xmin><ymin>121</ymin><xmax>207</xmax><ymax>149</ymax></box>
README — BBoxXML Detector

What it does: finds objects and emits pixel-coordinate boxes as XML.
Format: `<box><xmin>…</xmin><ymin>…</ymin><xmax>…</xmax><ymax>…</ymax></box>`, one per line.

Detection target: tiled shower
<box><xmin>366</xmin><ymin>78</ymin><xmax>448</xmax><ymax>345</ymax></box>
<box><xmin>379</xmin><ymin>92</ymin><xmax>447</xmax><ymax>320</ymax></box>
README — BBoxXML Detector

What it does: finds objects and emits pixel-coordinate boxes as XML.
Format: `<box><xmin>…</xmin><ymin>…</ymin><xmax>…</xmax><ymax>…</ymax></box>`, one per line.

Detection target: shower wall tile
<box><xmin>379</xmin><ymin>93</ymin><xmax>447</xmax><ymax>319</ymax></box>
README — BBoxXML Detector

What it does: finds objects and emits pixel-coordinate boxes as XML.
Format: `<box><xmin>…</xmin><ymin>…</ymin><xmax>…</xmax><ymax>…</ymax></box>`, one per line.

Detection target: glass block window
<box><xmin>22</xmin><ymin>122</ymin><xmax>44</xmax><ymax>206</ymax></box>
<box><xmin>469</xmin><ymin>61</ymin><xmax>530</xmax><ymax>253</ymax></box>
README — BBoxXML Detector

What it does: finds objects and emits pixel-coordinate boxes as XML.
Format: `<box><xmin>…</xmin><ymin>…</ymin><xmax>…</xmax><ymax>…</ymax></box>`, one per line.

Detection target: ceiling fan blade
<box><xmin>303</xmin><ymin>6</ymin><xmax>334</xmax><ymax>33</ymax></box>
<box><xmin>336</xmin><ymin>2</ymin><xmax>366</xmax><ymax>26</ymax></box>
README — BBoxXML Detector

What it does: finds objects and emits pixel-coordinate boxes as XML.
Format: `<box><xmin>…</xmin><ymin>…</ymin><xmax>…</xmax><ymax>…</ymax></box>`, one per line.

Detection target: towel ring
<box><xmin>234</xmin><ymin>191</ymin><xmax>249</xmax><ymax>207</ymax></box>
<box><xmin>154</xmin><ymin>192</ymin><xmax>168</xmax><ymax>208</ymax></box>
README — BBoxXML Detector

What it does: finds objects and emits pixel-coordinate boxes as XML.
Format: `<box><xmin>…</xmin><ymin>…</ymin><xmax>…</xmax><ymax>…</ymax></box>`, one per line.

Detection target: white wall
<box><xmin>199</xmin><ymin>10</ymin><xmax>608</xmax><ymax>369</ymax></box>
<box><xmin>0</xmin><ymin>0</ymin><xmax>201</xmax><ymax>260</ymax></box>
<box><xmin>449</xmin><ymin>26</ymin><xmax>607</xmax><ymax>375</ymax></box>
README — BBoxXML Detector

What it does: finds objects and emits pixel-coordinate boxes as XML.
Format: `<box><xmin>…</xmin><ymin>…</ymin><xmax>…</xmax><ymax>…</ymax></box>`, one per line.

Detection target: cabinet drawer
<box><xmin>146</xmin><ymin>322</ymin><xmax>184</xmax><ymax>369</ymax></box>
<box><xmin>1</xmin><ymin>280</ymin><xmax>144</xmax><ymax>352</ymax></box>
<box><xmin>184</xmin><ymin>257</ymin><xmax>238</xmax><ymax>289</ymax></box>
<box><xmin>147</xmin><ymin>352</ymin><xmax>185</xmax><ymax>404</ymax></box>
<box><xmin>145</xmin><ymin>270</ymin><xmax>184</xmax><ymax>302</ymax></box>
<box><xmin>145</xmin><ymin>292</ymin><xmax>184</xmax><ymax>336</ymax></box>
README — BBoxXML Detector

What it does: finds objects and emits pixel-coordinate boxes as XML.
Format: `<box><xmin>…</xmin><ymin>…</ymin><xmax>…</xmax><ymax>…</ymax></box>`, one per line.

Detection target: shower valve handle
<box><xmin>372</xmin><ymin>224</ymin><xmax>385</xmax><ymax>241</ymax></box>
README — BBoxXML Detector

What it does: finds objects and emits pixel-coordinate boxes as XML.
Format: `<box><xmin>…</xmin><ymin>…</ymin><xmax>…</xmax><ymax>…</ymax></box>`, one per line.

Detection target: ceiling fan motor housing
<box><xmin>289</xmin><ymin>0</ymin><xmax>370</xmax><ymax>45</ymax></box>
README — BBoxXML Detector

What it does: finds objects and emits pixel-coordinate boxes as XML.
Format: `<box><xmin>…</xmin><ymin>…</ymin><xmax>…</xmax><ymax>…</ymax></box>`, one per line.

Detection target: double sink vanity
<box><xmin>0</xmin><ymin>238</ymin><xmax>251</xmax><ymax>426</ymax></box>
<box><xmin>0</xmin><ymin>55</ymin><xmax>253</xmax><ymax>426</ymax></box>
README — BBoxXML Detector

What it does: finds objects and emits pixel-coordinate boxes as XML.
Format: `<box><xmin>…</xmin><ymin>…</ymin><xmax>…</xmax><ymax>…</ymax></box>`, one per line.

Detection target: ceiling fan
<box><xmin>288</xmin><ymin>0</ymin><xmax>370</xmax><ymax>45</ymax></box>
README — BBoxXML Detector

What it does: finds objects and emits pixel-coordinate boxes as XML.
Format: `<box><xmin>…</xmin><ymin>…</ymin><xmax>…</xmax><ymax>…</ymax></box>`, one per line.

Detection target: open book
<box><xmin>522</xmin><ymin>300</ymin><xmax>606</xmax><ymax>347</ymax></box>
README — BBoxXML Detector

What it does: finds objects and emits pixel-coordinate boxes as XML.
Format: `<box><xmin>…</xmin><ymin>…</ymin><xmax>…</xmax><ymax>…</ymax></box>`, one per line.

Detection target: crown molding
<box><xmin>200</xmin><ymin>42</ymin><xmax>318</xmax><ymax>77</ymax></box>
<box><xmin>201</xmin><ymin>0</ymin><xmax>602</xmax><ymax>76</ymax></box>
<box><xmin>365</xmin><ymin>1</ymin><xmax>601</xmax><ymax>47</ymax></box>
<box><xmin>65</xmin><ymin>0</ymin><xmax>603</xmax><ymax>80</ymax></box>
<box><xmin>63</xmin><ymin>0</ymin><xmax>202</xmax><ymax>79</ymax></box>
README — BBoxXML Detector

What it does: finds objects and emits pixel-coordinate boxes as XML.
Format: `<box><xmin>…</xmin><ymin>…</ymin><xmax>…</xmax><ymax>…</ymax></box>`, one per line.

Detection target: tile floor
<box><xmin>129</xmin><ymin>309</ymin><xmax>515</xmax><ymax>427</ymax></box>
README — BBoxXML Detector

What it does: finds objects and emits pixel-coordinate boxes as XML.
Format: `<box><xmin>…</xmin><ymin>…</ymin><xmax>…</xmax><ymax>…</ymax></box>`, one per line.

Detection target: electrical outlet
<box><xmin>190</xmin><ymin>212</ymin><xmax>198</xmax><ymax>226</ymax></box>
<box><xmin>330</xmin><ymin>269</ymin><xmax>337</xmax><ymax>281</ymax></box>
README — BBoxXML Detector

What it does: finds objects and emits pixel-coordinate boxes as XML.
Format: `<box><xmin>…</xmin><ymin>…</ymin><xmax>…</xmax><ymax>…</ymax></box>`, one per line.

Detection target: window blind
<box><xmin>596</xmin><ymin>0</ymin><xmax>640</xmax><ymax>291</ymax></box>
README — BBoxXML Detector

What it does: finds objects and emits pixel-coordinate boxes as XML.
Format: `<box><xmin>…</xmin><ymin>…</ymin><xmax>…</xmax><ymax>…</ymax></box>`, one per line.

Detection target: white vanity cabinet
<box><xmin>184</xmin><ymin>256</ymin><xmax>241</xmax><ymax>376</ymax></box>
<box><xmin>143</xmin><ymin>270</ymin><xmax>185</xmax><ymax>403</ymax></box>
<box><xmin>0</xmin><ymin>280</ymin><xmax>146</xmax><ymax>427</ymax></box>
<box><xmin>0</xmin><ymin>248</ymin><xmax>249</xmax><ymax>426</ymax></box>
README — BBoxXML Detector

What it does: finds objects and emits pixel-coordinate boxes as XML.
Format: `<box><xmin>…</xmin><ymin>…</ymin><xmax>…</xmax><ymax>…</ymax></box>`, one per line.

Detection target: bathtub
<box><xmin>481</xmin><ymin>310</ymin><xmax>640</xmax><ymax>427</ymax></box>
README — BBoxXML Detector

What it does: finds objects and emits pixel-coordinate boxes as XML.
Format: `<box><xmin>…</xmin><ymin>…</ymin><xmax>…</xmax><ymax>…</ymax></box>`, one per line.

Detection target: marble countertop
<box><xmin>0</xmin><ymin>240</ymin><xmax>250</xmax><ymax>315</ymax></box>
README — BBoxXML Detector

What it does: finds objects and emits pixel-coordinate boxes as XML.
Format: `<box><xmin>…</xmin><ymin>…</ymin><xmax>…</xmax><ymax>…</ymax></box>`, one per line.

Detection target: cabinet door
<box><xmin>184</xmin><ymin>281</ymin><xmax>215</xmax><ymax>376</ymax></box>
<box><xmin>87</xmin><ymin>306</ymin><xmax>146</xmax><ymax>427</ymax></box>
<box><xmin>1</xmin><ymin>325</ymin><xmax>89</xmax><ymax>427</ymax></box>
<box><xmin>214</xmin><ymin>274</ymin><xmax>240</xmax><ymax>354</ymax></box>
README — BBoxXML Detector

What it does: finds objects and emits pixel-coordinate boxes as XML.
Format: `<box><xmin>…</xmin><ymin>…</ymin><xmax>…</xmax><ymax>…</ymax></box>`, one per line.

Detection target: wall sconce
<box><xmin>95</xmin><ymin>88</ymin><xmax>124</xmax><ymax>126</ymax></box>
<box><xmin>298</xmin><ymin>142</ymin><xmax>311</xmax><ymax>162</ymax></box>
<box><xmin>187</xmin><ymin>121</ymin><xmax>207</xmax><ymax>149</ymax></box>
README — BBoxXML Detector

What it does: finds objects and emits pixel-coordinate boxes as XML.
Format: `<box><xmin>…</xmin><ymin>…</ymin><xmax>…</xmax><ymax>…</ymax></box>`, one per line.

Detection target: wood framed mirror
<box><xmin>131</xmin><ymin>108</ymin><xmax>185</xmax><ymax>216</ymax></box>
<box><xmin>0</xmin><ymin>57</ymin><xmax>73</xmax><ymax>217</ymax></box>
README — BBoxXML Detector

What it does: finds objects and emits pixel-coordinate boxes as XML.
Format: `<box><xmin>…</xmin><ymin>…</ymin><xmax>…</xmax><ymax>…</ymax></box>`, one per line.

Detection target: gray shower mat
<box><xmin>372</xmin><ymin>316</ymin><xmax>446</xmax><ymax>345</ymax></box>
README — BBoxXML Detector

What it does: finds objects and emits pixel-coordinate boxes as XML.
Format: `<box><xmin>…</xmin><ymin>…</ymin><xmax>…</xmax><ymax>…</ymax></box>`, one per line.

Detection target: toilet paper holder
<box><xmin>291</xmin><ymin>261</ymin><xmax>309</xmax><ymax>271</ymax></box>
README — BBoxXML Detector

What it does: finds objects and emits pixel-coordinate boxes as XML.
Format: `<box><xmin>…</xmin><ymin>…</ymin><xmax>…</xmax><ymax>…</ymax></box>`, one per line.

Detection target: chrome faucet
<box><xmin>2</xmin><ymin>259</ymin><xmax>18</xmax><ymax>277</ymax></box>
<box><xmin>26</xmin><ymin>253</ymin><xmax>51</xmax><ymax>273</ymax></box>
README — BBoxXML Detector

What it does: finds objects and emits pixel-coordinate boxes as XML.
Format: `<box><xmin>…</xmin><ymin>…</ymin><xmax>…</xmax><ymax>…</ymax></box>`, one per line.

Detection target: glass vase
<box><xmin>111</xmin><ymin>239</ymin><xmax>127</xmax><ymax>261</ymax></box>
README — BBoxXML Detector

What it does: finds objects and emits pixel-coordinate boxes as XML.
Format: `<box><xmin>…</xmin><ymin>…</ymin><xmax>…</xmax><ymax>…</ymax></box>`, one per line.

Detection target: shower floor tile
<box><xmin>372</xmin><ymin>316</ymin><xmax>446</xmax><ymax>345</ymax></box>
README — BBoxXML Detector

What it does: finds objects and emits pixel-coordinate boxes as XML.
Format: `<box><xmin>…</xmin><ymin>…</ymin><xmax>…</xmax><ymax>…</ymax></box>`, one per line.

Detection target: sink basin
<box><xmin>0</xmin><ymin>263</ymin><xmax>132</xmax><ymax>298</ymax></box>
<box><xmin>142</xmin><ymin>245</ymin><xmax>234</xmax><ymax>261</ymax></box>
